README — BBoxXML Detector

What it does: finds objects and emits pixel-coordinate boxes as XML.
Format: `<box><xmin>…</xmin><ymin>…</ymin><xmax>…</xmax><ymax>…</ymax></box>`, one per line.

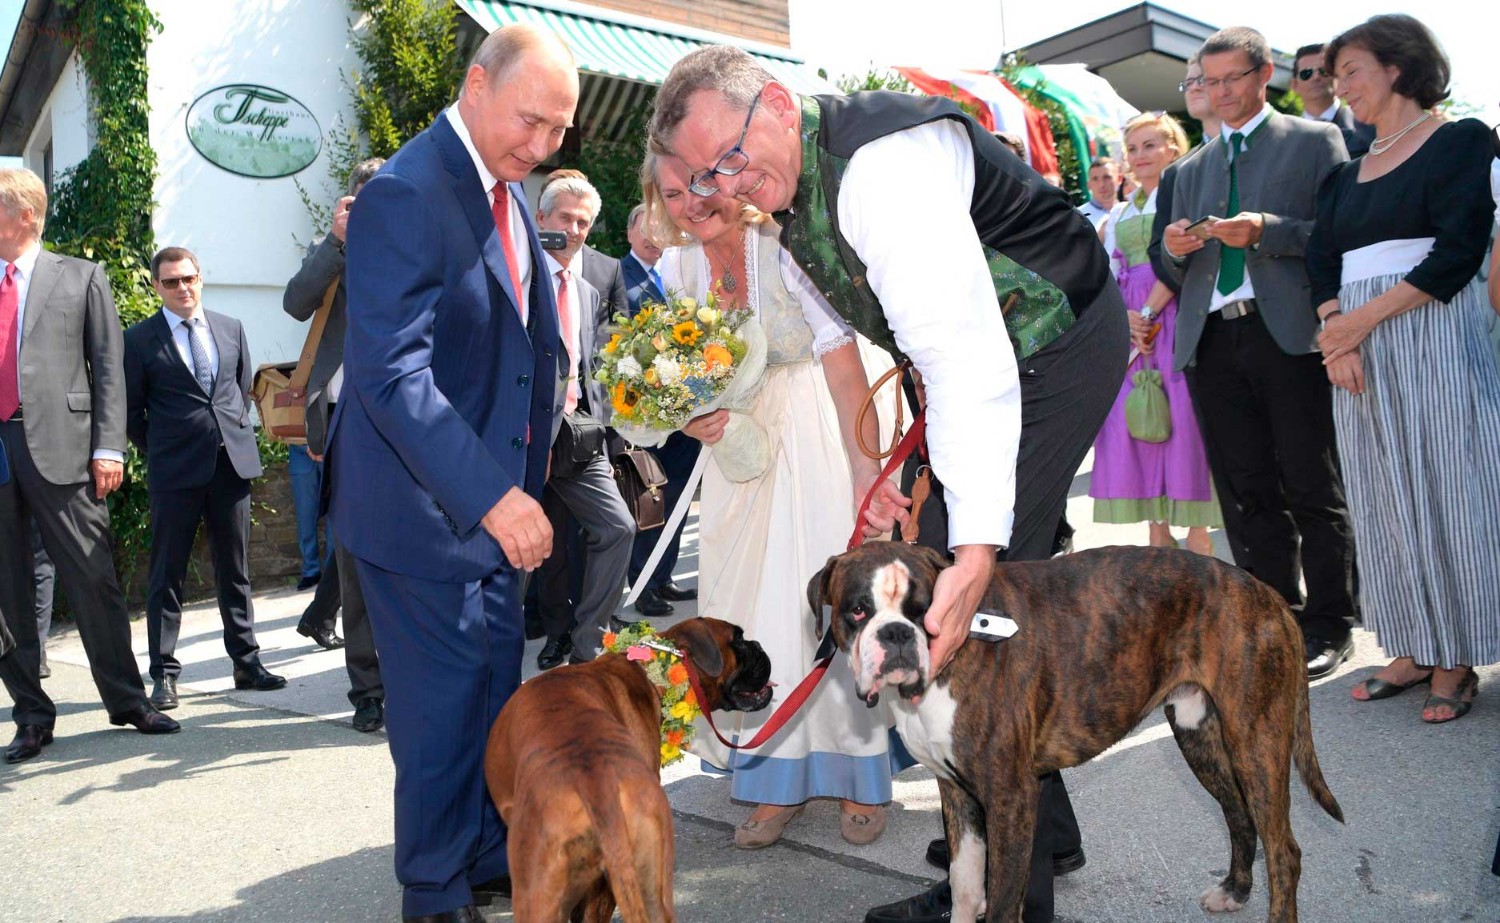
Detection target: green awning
<box><xmin>453</xmin><ymin>0</ymin><xmax>832</xmax><ymax>94</ymax></box>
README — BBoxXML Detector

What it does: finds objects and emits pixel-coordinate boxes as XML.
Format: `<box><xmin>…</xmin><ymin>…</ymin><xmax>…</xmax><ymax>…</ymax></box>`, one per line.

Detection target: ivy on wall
<box><xmin>41</xmin><ymin>0</ymin><xmax>162</xmax><ymax>579</ymax></box>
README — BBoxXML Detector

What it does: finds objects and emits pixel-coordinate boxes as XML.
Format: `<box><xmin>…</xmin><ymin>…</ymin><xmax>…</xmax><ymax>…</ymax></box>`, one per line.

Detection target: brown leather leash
<box><xmin>685</xmin><ymin>360</ymin><xmax>929</xmax><ymax>751</ymax></box>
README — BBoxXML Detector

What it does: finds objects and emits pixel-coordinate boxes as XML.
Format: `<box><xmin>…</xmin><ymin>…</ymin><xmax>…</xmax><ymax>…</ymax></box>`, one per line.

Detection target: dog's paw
<box><xmin>1199</xmin><ymin>884</ymin><xmax>1245</xmax><ymax>913</ymax></box>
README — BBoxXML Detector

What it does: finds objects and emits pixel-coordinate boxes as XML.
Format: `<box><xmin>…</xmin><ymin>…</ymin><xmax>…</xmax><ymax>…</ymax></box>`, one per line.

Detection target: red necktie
<box><xmin>556</xmin><ymin>268</ymin><xmax>579</xmax><ymax>416</ymax></box>
<box><xmin>0</xmin><ymin>263</ymin><xmax>20</xmax><ymax>421</ymax></box>
<box><xmin>490</xmin><ymin>183</ymin><xmax>525</xmax><ymax>322</ymax></box>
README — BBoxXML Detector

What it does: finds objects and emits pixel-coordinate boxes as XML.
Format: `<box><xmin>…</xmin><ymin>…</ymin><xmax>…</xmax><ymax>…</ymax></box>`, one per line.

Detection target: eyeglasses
<box><xmin>688</xmin><ymin>92</ymin><xmax>762</xmax><ymax>197</ymax></box>
<box><xmin>1296</xmin><ymin>67</ymin><xmax>1330</xmax><ymax>81</ymax></box>
<box><xmin>1178</xmin><ymin>76</ymin><xmax>1204</xmax><ymax>93</ymax></box>
<box><xmin>158</xmin><ymin>274</ymin><xmax>199</xmax><ymax>289</ymax></box>
<box><xmin>1200</xmin><ymin>68</ymin><xmax>1260</xmax><ymax>90</ymax></box>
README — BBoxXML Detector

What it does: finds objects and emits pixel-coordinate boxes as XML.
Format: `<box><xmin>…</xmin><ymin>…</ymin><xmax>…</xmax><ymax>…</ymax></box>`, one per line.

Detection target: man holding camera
<box><xmin>532</xmin><ymin>175</ymin><xmax>634</xmax><ymax>668</ymax></box>
<box><xmin>284</xmin><ymin>157</ymin><xmax>387</xmax><ymax>733</ymax></box>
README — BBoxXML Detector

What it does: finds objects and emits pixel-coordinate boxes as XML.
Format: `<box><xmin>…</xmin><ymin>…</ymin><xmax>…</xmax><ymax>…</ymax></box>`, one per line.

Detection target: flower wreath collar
<box><xmin>602</xmin><ymin>622</ymin><xmax>702</xmax><ymax>766</ymax></box>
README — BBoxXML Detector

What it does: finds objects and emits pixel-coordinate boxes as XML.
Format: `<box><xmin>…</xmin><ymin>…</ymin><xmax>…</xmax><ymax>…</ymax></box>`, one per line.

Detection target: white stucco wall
<box><xmin>146</xmin><ymin>0</ymin><xmax>360</xmax><ymax>365</ymax></box>
<box><xmin>22</xmin><ymin>50</ymin><xmax>92</xmax><ymax>182</ymax></box>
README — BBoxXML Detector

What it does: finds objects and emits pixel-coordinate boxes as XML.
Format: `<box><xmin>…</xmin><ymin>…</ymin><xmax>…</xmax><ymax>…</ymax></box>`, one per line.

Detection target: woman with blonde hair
<box><xmin>1090</xmin><ymin>111</ymin><xmax>1222</xmax><ymax>552</ymax></box>
<box><xmin>635</xmin><ymin>150</ymin><xmax>905</xmax><ymax>847</ymax></box>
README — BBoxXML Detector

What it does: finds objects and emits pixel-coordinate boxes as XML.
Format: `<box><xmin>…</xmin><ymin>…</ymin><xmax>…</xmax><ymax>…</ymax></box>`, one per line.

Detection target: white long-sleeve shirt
<box><xmin>836</xmin><ymin>119</ymin><xmax>1021</xmax><ymax>549</ymax></box>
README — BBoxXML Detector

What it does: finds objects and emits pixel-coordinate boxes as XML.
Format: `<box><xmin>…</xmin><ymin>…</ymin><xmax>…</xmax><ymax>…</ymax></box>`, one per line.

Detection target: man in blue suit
<box><xmin>620</xmin><ymin>203</ymin><xmax>664</xmax><ymax>316</ymax></box>
<box><xmin>327</xmin><ymin>23</ymin><xmax>578</xmax><ymax>923</ymax></box>
<box><xmin>618</xmin><ymin>203</ymin><xmax>701</xmax><ymax>614</ymax></box>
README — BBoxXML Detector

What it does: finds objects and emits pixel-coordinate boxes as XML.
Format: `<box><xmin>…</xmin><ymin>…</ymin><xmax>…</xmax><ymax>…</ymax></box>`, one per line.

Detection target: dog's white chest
<box><xmin>891</xmin><ymin>685</ymin><xmax>960</xmax><ymax>780</ymax></box>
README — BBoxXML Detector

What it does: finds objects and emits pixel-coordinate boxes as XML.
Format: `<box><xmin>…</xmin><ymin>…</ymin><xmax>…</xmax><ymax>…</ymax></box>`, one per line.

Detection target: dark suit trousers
<box><xmin>898</xmin><ymin>289</ymin><xmax>1129</xmax><ymax>923</ymax></box>
<box><xmin>0</xmin><ymin>420</ymin><xmax>148</xmax><ymax>725</ymax></box>
<box><xmin>629</xmin><ymin>432</ymin><xmax>700</xmax><ymax>589</ymax></box>
<box><xmin>354</xmin><ymin>556</ymin><xmax>521</xmax><ymax>916</ymax></box>
<box><xmin>301</xmin><ymin>535</ymin><xmax>383</xmax><ymax>704</ymax></box>
<box><xmin>145</xmin><ymin>449</ymin><xmax>260</xmax><ymax>680</ymax></box>
<box><xmin>1184</xmin><ymin>312</ymin><xmax>1355</xmax><ymax>644</ymax></box>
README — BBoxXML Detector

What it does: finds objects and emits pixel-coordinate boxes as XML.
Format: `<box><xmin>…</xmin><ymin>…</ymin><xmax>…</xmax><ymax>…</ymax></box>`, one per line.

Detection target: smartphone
<box><xmin>1185</xmin><ymin>216</ymin><xmax>1218</xmax><ymax>240</ymax></box>
<box><xmin>538</xmin><ymin>230</ymin><xmax>568</xmax><ymax>250</ymax></box>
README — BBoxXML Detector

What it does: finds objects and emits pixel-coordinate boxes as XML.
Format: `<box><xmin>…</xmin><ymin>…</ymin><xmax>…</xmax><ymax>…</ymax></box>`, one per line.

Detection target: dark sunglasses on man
<box><xmin>158</xmin><ymin>274</ymin><xmax>200</xmax><ymax>290</ymax></box>
<box><xmin>1297</xmin><ymin>67</ymin><xmax>1330</xmax><ymax>81</ymax></box>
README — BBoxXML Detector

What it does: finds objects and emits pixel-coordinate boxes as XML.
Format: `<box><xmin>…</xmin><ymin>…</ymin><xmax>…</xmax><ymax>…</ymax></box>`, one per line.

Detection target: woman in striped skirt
<box><xmin>1308</xmin><ymin>15</ymin><xmax>1500</xmax><ymax>723</ymax></box>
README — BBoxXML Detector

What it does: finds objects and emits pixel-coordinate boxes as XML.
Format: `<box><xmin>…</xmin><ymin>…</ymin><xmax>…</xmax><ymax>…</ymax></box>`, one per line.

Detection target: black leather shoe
<box><xmin>633</xmin><ymin>589</ymin><xmax>673</xmax><ymax>618</ymax></box>
<box><xmin>352</xmin><ymin>697</ymin><xmax>384</xmax><ymax>733</ymax></box>
<box><xmin>472</xmin><ymin>873</ymin><xmax>512</xmax><ymax>906</ymax></box>
<box><xmin>4</xmin><ymin>724</ymin><xmax>54</xmax><ymax>763</ymax></box>
<box><xmin>926</xmin><ymin>837</ymin><xmax>1087</xmax><ymax>876</ymax></box>
<box><xmin>1307</xmin><ymin>634</ymin><xmax>1354</xmax><ymax>679</ymax></box>
<box><xmin>38</xmin><ymin>648</ymin><xmax>50</xmax><ymax>679</ymax></box>
<box><xmin>110</xmin><ymin>704</ymin><xmax>181</xmax><ymax>734</ymax></box>
<box><xmin>296</xmin><ymin>573</ymin><xmax>321</xmax><ymax>591</ymax></box>
<box><xmin>537</xmin><ymin>635</ymin><xmax>572</xmax><ymax>671</ymax></box>
<box><xmin>297</xmin><ymin>621</ymin><xmax>346</xmax><ymax>651</ymax></box>
<box><xmin>403</xmin><ymin>905</ymin><xmax>483</xmax><ymax>923</ymax></box>
<box><xmin>866</xmin><ymin>879</ymin><xmax>957</xmax><ymax>923</ymax></box>
<box><xmin>657</xmin><ymin>581</ymin><xmax>697</xmax><ymax>601</ymax></box>
<box><xmin>150</xmin><ymin>676</ymin><xmax>179</xmax><ymax>710</ymax></box>
<box><xmin>609</xmin><ymin>615</ymin><xmax>636</xmax><ymax>633</ymax></box>
<box><xmin>233</xmin><ymin>663</ymin><xmax>289</xmax><ymax>691</ymax></box>
<box><xmin>1053</xmin><ymin>845</ymin><xmax>1087</xmax><ymax>876</ymax></box>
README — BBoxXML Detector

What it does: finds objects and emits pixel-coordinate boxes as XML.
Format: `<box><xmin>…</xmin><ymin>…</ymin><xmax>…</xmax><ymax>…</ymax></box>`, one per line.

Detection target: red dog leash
<box><xmin>686</xmin><ymin>407</ymin><xmax>929</xmax><ymax>751</ymax></box>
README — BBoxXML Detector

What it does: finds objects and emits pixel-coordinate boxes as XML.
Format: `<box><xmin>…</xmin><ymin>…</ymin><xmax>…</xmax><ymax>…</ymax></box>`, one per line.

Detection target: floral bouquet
<box><xmin>595</xmin><ymin>290</ymin><xmax>770</xmax><ymax>482</ymax></box>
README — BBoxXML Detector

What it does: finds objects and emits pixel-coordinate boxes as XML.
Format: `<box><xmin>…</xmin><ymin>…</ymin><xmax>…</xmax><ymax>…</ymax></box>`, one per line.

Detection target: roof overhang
<box><xmin>1012</xmin><ymin>2</ymin><xmax>1292</xmax><ymax>114</ymax></box>
<box><xmin>0</xmin><ymin>0</ymin><xmax>73</xmax><ymax>156</ymax></box>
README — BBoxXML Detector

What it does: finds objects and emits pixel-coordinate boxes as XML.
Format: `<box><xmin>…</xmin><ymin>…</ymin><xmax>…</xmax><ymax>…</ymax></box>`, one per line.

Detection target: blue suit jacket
<box><xmin>328</xmin><ymin>113</ymin><xmax>561</xmax><ymax>582</ymax></box>
<box><xmin>620</xmin><ymin>251</ymin><xmax>665</xmax><ymax>317</ymax></box>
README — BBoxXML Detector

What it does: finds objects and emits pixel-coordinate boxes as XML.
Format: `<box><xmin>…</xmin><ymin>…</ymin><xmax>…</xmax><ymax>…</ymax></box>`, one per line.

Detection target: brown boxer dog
<box><xmin>485</xmin><ymin>617</ymin><xmax>772</xmax><ymax>923</ymax></box>
<box><xmin>809</xmin><ymin>541</ymin><xmax>1343</xmax><ymax>923</ymax></box>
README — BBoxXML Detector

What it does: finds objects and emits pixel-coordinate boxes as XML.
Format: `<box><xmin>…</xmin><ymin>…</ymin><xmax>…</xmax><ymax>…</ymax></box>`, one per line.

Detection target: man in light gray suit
<box><xmin>532</xmin><ymin>176</ymin><xmax>633</xmax><ymax>669</ymax></box>
<box><xmin>1157</xmin><ymin>27</ymin><xmax>1355</xmax><ymax>679</ymax></box>
<box><xmin>0</xmin><ymin>168</ymin><xmax>178</xmax><ymax>764</ymax></box>
<box><xmin>283</xmin><ymin>157</ymin><xmax>387</xmax><ymax>732</ymax></box>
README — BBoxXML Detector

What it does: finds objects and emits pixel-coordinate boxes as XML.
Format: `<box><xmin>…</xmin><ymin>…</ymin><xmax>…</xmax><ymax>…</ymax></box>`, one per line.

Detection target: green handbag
<box><xmin>1124</xmin><ymin>369</ymin><xmax>1172</xmax><ymax>444</ymax></box>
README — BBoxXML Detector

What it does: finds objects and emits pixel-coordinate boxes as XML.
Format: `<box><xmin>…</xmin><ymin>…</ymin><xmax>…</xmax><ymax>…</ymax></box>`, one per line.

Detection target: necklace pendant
<box><xmin>722</xmin><ymin>270</ymin><xmax>738</xmax><ymax>293</ymax></box>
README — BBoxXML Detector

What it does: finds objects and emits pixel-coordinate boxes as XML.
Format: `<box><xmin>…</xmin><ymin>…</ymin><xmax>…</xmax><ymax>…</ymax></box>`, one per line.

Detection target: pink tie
<box><xmin>556</xmin><ymin>268</ymin><xmax>579</xmax><ymax>416</ymax></box>
<box><xmin>0</xmin><ymin>264</ymin><xmax>20</xmax><ymax>421</ymax></box>
<box><xmin>491</xmin><ymin>184</ymin><xmax>524</xmax><ymax>321</ymax></box>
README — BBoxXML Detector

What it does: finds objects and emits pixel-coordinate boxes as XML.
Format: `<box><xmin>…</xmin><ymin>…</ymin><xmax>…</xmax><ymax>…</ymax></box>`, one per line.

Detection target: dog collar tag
<box><xmin>969</xmin><ymin>609</ymin><xmax>1018</xmax><ymax>643</ymax></box>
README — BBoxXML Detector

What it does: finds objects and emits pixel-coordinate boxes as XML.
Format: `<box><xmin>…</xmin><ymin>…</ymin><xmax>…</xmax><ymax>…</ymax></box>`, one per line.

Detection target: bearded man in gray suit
<box><xmin>1156</xmin><ymin>26</ymin><xmax>1356</xmax><ymax>679</ymax></box>
<box><xmin>0</xmin><ymin>168</ymin><xmax>178</xmax><ymax>764</ymax></box>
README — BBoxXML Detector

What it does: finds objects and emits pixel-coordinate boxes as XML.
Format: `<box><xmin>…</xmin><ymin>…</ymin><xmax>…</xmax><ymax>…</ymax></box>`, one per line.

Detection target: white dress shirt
<box><xmin>6</xmin><ymin>241</ymin><xmax>122</xmax><ymax>462</ymax></box>
<box><xmin>1310</xmin><ymin>102</ymin><xmax>1340</xmax><ymax>122</ymax></box>
<box><xmin>1208</xmin><ymin>104</ymin><xmax>1275</xmax><ymax>312</ymax></box>
<box><xmin>4</xmin><ymin>241</ymin><xmax>42</xmax><ymax>396</ymax></box>
<box><xmin>837</xmin><ymin>119</ymin><xmax>1021</xmax><ymax>550</ymax></box>
<box><xmin>446</xmin><ymin>104</ymin><xmax>531</xmax><ymax>324</ymax></box>
<box><xmin>162</xmin><ymin>307</ymin><xmax>220</xmax><ymax>381</ymax></box>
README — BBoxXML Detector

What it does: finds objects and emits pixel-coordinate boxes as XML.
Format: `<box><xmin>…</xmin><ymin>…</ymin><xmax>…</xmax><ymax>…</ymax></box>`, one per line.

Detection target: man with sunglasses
<box><xmin>1292</xmin><ymin>42</ymin><xmax>1374</xmax><ymax>157</ymax></box>
<box><xmin>1160</xmin><ymin>27</ymin><xmax>1355</xmax><ymax>681</ymax></box>
<box><xmin>652</xmin><ymin>44</ymin><xmax>1130</xmax><ymax>923</ymax></box>
<box><xmin>124</xmin><ymin>247</ymin><xmax>285</xmax><ymax>710</ymax></box>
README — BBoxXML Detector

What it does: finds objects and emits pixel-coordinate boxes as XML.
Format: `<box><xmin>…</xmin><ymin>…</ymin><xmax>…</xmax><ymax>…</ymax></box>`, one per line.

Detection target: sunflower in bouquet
<box><xmin>595</xmin><ymin>290</ymin><xmax>751</xmax><ymax>433</ymax></box>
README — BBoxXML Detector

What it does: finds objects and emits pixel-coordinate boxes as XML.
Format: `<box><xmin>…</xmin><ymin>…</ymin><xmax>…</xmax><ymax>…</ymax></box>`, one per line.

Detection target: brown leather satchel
<box><xmin>612</xmin><ymin>446</ymin><xmax>669</xmax><ymax>531</ymax></box>
<box><xmin>252</xmin><ymin>277</ymin><xmax>338</xmax><ymax>445</ymax></box>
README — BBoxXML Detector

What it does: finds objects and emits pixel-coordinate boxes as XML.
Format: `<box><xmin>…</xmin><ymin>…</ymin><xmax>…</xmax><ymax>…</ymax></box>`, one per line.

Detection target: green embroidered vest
<box><xmin>776</xmin><ymin>97</ymin><xmax>1075</xmax><ymax>362</ymax></box>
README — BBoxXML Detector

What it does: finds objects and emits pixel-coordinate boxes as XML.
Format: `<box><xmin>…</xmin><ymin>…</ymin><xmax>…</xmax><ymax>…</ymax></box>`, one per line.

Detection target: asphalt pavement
<box><xmin>3</xmin><ymin>456</ymin><xmax>1498</xmax><ymax>923</ymax></box>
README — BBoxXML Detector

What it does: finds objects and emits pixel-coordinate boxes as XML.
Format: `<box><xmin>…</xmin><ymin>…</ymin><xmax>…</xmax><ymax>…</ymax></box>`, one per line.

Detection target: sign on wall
<box><xmin>186</xmin><ymin>84</ymin><xmax>323</xmax><ymax>179</ymax></box>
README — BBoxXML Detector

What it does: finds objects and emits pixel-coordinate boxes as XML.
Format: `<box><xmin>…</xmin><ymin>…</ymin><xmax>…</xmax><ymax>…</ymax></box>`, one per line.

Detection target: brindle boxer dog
<box><xmin>485</xmin><ymin>617</ymin><xmax>772</xmax><ymax>923</ymax></box>
<box><xmin>809</xmin><ymin>542</ymin><xmax>1343</xmax><ymax>923</ymax></box>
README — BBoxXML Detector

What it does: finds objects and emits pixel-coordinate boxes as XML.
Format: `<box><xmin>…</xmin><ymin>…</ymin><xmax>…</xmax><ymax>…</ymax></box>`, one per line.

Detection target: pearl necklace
<box><xmin>1368</xmin><ymin>112</ymin><xmax>1431</xmax><ymax>156</ymax></box>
